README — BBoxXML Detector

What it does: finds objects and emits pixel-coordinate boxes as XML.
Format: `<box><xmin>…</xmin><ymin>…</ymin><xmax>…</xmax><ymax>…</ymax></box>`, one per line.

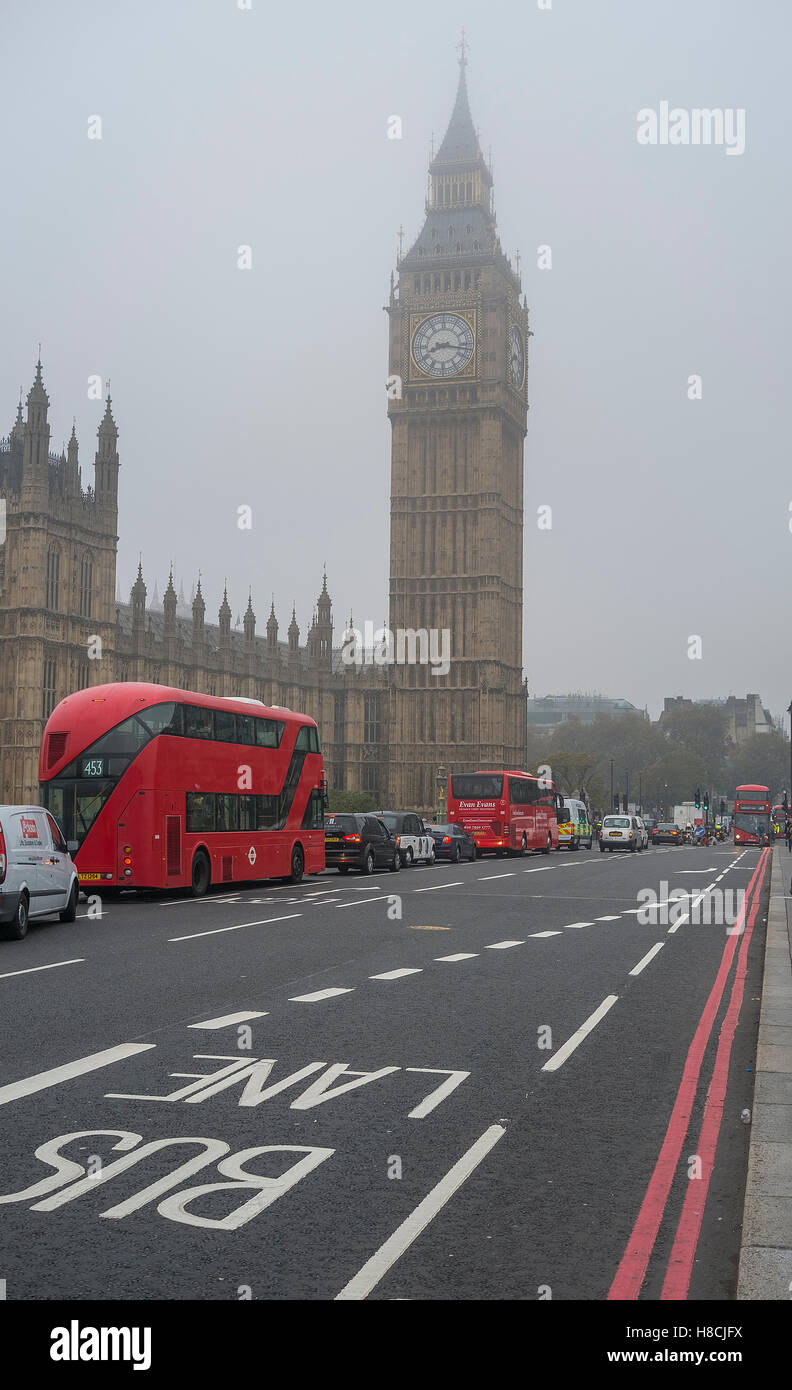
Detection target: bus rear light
<box><xmin>123</xmin><ymin>869</ymin><xmax>132</xmax><ymax>877</ymax></box>
<box><xmin>0</xmin><ymin>826</ymin><xmax>5</xmax><ymax>884</ymax></box>
<box><xmin>123</xmin><ymin>845</ymin><xmax>132</xmax><ymax>854</ymax></box>
<box><xmin>123</xmin><ymin>857</ymin><xmax>132</xmax><ymax>866</ymax></box>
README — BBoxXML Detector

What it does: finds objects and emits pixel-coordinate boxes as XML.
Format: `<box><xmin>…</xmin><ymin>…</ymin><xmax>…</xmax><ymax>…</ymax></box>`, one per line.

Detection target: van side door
<box><xmin>44</xmin><ymin>812</ymin><xmax>74</xmax><ymax>908</ymax></box>
<box><xmin>11</xmin><ymin>811</ymin><xmax>49</xmax><ymax>914</ymax></box>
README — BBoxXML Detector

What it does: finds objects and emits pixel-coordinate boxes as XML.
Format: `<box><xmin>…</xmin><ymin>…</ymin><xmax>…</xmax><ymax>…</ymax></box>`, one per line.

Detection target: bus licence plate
<box><xmin>78</xmin><ymin>872</ymin><xmax>101</xmax><ymax>880</ymax></box>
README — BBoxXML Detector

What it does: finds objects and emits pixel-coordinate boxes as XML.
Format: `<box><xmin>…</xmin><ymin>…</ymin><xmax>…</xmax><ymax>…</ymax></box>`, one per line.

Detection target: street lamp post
<box><xmin>787</xmin><ymin>702</ymin><xmax>792</xmax><ymax>811</ymax></box>
<box><xmin>610</xmin><ymin>759</ymin><xmax>614</xmax><ymax>811</ymax></box>
<box><xmin>638</xmin><ymin>773</ymin><xmax>642</xmax><ymax>814</ymax></box>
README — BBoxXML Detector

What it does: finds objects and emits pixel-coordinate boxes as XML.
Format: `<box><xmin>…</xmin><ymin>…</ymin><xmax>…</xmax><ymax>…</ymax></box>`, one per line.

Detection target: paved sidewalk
<box><xmin>737</xmin><ymin>845</ymin><xmax>792</xmax><ymax>1298</ymax></box>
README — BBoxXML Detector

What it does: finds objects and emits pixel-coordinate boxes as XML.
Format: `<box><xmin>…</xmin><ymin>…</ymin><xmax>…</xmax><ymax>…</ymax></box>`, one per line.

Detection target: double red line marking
<box><xmin>608</xmin><ymin>850</ymin><xmax>769</xmax><ymax>1300</ymax></box>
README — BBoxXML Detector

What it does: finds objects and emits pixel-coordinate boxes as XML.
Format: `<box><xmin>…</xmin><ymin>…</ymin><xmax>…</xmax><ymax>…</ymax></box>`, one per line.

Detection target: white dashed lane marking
<box><xmin>542</xmin><ymin>995</ymin><xmax>619</xmax><ymax>1073</ymax></box>
<box><xmin>629</xmin><ymin>943</ymin><xmax>665</xmax><ymax>976</ymax></box>
<box><xmin>435</xmin><ymin>953</ymin><xmax>479</xmax><ymax>962</ymax></box>
<box><xmin>529</xmin><ymin>931</ymin><xmax>562</xmax><ymax>939</ymax></box>
<box><xmin>289</xmin><ymin>987</ymin><xmax>354</xmax><ymax>1002</ymax></box>
<box><xmin>370</xmin><ymin>968</ymin><xmax>424</xmax><ymax>981</ymax></box>
<box><xmin>415</xmin><ymin>882</ymin><xmax>464</xmax><ymax>892</ymax></box>
<box><xmin>564</xmin><ymin>921</ymin><xmax>594</xmax><ymax>930</ymax></box>
<box><xmin>169</xmin><ymin>913</ymin><xmax>301</xmax><ymax>942</ymax></box>
<box><xmin>478</xmin><ymin>873</ymin><xmax>515</xmax><ymax>881</ymax></box>
<box><xmin>0</xmin><ymin>958</ymin><xmax>85</xmax><ymax>981</ymax></box>
<box><xmin>189</xmin><ymin>1010</ymin><xmax>268</xmax><ymax>1029</ymax></box>
<box><xmin>595</xmin><ymin>915</ymin><xmax>621</xmax><ymax>922</ymax></box>
<box><xmin>486</xmin><ymin>940</ymin><xmax>524</xmax><ymax>949</ymax></box>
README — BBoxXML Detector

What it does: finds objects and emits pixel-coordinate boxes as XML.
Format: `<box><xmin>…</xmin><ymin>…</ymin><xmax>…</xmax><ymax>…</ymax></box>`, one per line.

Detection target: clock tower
<box><xmin>386</xmin><ymin>50</ymin><xmax>529</xmax><ymax>810</ymax></box>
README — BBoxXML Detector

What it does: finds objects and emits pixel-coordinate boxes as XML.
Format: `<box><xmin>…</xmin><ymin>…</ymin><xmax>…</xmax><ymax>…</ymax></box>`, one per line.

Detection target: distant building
<box><xmin>527</xmin><ymin>693</ymin><xmax>647</xmax><ymax>729</ymax></box>
<box><xmin>661</xmin><ymin>694</ymin><xmax>773</xmax><ymax>745</ymax></box>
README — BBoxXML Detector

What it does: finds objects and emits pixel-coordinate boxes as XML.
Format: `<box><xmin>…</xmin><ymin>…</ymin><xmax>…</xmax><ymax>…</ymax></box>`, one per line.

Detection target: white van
<box><xmin>556</xmin><ymin>797</ymin><xmax>593</xmax><ymax>850</ymax></box>
<box><xmin>0</xmin><ymin>806</ymin><xmax>79</xmax><ymax>940</ymax></box>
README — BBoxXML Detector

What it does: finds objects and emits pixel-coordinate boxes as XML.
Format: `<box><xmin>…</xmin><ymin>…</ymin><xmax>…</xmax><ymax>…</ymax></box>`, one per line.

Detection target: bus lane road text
<box><xmin>0</xmin><ymin>1051</ymin><xmax>471</xmax><ymax>1232</ymax></box>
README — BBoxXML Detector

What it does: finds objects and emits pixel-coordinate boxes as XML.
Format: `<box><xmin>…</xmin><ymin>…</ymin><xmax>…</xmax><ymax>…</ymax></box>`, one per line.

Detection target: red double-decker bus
<box><xmin>38</xmin><ymin>683</ymin><xmax>326</xmax><ymax>895</ymax></box>
<box><xmin>733</xmin><ymin>784</ymin><xmax>771</xmax><ymax>846</ymax></box>
<box><xmin>447</xmin><ymin>770</ymin><xmax>562</xmax><ymax>856</ymax></box>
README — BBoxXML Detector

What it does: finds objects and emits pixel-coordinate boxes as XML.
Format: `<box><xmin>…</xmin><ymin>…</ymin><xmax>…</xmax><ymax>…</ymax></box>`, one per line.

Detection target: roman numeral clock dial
<box><xmin>411</xmin><ymin>313</ymin><xmax>475</xmax><ymax>378</ymax></box>
<box><xmin>509</xmin><ymin>325</ymin><xmax>525</xmax><ymax>389</ymax></box>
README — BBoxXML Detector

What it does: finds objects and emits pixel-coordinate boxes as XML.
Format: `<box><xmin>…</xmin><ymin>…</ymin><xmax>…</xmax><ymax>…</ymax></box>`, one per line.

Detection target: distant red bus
<box><xmin>447</xmin><ymin>770</ymin><xmax>561</xmax><ymax>856</ymax></box>
<box><xmin>38</xmin><ymin>683</ymin><xmax>326</xmax><ymax>894</ymax></box>
<box><xmin>733</xmin><ymin>784</ymin><xmax>771</xmax><ymax>846</ymax></box>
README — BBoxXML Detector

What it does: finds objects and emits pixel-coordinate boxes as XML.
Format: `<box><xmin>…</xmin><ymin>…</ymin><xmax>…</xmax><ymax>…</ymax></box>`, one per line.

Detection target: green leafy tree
<box><xmin>661</xmin><ymin>704</ymin><xmax>730</xmax><ymax>787</ymax></box>
<box><xmin>727</xmin><ymin>733</ymin><xmax>791</xmax><ymax>802</ymax></box>
<box><xmin>326</xmin><ymin>789</ymin><xmax>377</xmax><ymax>813</ymax></box>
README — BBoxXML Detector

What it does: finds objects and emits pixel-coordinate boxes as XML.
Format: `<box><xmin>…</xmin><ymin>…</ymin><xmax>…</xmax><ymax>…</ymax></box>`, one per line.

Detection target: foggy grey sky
<box><xmin>2</xmin><ymin>0</ymin><xmax>788</xmax><ymax>722</ymax></box>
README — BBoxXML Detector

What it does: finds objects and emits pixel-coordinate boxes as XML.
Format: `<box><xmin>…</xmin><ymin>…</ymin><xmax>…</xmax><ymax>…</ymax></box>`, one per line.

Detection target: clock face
<box><xmin>412</xmin><ymin>313</ymin><xmax>475</xmax><ymax>378</ymax></box>
<box><xmin>509</xmin><ymin>325</ymin><xmax>525</xmax><ymax>389</ymax></box>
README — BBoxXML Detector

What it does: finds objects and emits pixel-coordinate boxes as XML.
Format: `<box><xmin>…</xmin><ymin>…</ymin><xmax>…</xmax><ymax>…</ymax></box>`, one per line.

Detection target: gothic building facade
<box><xmin>0</xmin><ymin>56</ymin><xmax>528</xmax><ymax>811</ymax></box>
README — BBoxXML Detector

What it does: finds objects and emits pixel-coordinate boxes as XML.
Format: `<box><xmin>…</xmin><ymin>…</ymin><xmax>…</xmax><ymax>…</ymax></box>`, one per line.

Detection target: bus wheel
<box><xmin>289</xmin><ymin>845</ymin><xmax>305</xmax><ymax>884</ymax></box>
<box><xmin>191</xmin><ymin>852</ymin><xmax>211</xmax><ymax>898</ymax></box>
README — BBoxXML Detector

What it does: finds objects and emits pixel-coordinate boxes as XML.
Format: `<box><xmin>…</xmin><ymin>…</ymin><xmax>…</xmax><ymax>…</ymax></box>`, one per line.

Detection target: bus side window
<box><xmin>184</xmin><ymin>706</ymin><xmax>214</xmax><ymax>740</ymax></box>
<box><xmin>256</xmin><ymin>719</ymin><xmax>284</xmax><ymax>748</ymax></box>
<box><xmin>236</xmin><ymin>714</ymin><xmax>256</xmax><ymax>745</ymax></box>
<box><xmin>186</xmin><ymin>792</ymin><xmax>215</xmax><ymax>831</ymax></box>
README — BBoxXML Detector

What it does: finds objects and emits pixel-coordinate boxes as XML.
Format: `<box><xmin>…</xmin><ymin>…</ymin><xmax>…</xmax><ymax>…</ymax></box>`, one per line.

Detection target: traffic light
<box><xmin>613</xmin><ymin>794</ymin><xmax>619</xmax><ymax>811</ymax></box>
<box><xmin>703</xmin><ymin>792</ymin><xmax>709</xmax><ymax>812</ymax></box>
<box><xmin>720</xmin><ymin>798</ymin><xmax>726</xmax><ymax>815</ymax></box>
<box><xmin>695</xmin><ymin>787</ymin><xmax>701</xmax><ymax>808</ymax></box>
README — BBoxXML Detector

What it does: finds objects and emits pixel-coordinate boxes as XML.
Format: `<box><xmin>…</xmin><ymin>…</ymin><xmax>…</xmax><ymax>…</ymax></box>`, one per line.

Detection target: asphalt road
<box><xmin>0</xmin><ymin>839</ymin><xmax>771</xmax><ymax>1301</ymax></box>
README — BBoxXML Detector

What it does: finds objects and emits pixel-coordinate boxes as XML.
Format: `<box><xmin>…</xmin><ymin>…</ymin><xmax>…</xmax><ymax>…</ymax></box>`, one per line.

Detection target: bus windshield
<box><xmin>450</xmin><ymin>774</ymin><xmax>504</xmax><ymax>800</ymax></box>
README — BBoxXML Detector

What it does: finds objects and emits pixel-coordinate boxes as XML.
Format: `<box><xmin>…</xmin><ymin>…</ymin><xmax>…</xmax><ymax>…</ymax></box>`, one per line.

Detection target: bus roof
<box><xmin>40</xmin><ymin>682</ymin><xmax>318</xmax><ymax>779</ymax></box>
<box><xmin>735</xmin><ymin>784</ymin><xmax>771</xmax><ymax>795</ymax></box>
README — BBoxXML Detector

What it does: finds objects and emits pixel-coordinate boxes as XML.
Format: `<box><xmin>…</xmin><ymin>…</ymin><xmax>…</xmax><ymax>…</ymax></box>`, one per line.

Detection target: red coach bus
<box><xmin>447</xmin><ymin>770</ymin><xmax>562</xmax><ymax>856</ymax></box>
<box><xmin>38</xmin><ymin>683</ymin><xmax>326</xmax><ymax>895</ymax></box>
<box><xmin>733</xmin><ymin>784</ymin><xmax>771</xmax><ymax>846</ymax></box>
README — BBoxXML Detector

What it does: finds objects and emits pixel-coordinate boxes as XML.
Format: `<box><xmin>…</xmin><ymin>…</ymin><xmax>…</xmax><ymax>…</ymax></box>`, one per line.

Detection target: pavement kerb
<box><xmin>737</xmin><ymin>845</ymin><xmax>792</xmax><ymax>1298</ymax></box>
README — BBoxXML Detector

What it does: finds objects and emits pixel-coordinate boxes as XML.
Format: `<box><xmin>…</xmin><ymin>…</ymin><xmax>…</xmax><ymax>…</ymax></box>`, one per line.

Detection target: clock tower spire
<box><xmin>386</xmin><ymin>52</ymin><xmax>529</xmax><ymax>811</ymax></box>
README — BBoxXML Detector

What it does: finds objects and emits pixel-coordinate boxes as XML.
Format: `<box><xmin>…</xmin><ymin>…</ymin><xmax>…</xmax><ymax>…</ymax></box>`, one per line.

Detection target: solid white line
<box><xmin>169</xmin><ymin>913</ymin><xmax>301</xmax><ymax>942</ymax></box>
<box><xmin>563</xmin><ymin>921</ymin><xmax>594</xmax><ymax>930</ymax></box>
<box><xmin>289</xmin><ymin>987</ymin><xmax>354</xmax><ymax>1002</ymax></box>
<box><xmin>334</xmin><ymin>1124</ymin><xmax>506</xmax><ymax>1300</ymax></box>
<box><xmin>478</xmin><ymin>873</ymin><xmax>515</xmax><ymax>881</ymax></box>
<box><xmin>435</xmin><ymin>953</ymin><xmax>478</xmax><ymax>962</ymax></box>
<box><xmin>414</xmin><ymin>882</ymin><xmax>464</xmax><ymax>892</ymax></box>
<box><xmin>629</xmin><ymin>942</ymin><xmax>665</xmax><ymax>976</ymax></box>
<box><xmin>529</xmin><ymin>931</ymin><xmax>562</xmax><ymax>938</ymax></box>
<box><xmin>370</xmin><ymin>968</ymin><xmax>423</xmax><ymax>980</ymax></box>
<box><xmin>353</xmin><ymin>885</ymin><xmax>389</xmax><ymax>891</ymax></box>
<box><xmin>485</xmin><ymin>940</ymin><xmax>524</xmax><ymax>949</ymax></box>
<box><xmin>0</xmin><ymin>1043</ymin><xmax>156</xmax><ymax>1106</ymax></box>
<box><xmin>334</xmin><ymin>896</ymin><xmax>390</xmax><ymax>909</ymax></box>
<box><xmin>523</xmin><ymin>867</ymin><xmax>552</xmax><ymax>874</ymax></box>
<box><xmin>541</xmin><ymin>995</ymin><xmax>619</xmax><ymax>1072</ymax></box>
<box><xmin>188</xmin><ymin>1010</ymin><xmax>269</xmax><ymax>1029</ymax></box>
<box><xmin>0</xmin><ymin>958</ymin><xmax>85</xmax><ymax>981</ymax></box>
